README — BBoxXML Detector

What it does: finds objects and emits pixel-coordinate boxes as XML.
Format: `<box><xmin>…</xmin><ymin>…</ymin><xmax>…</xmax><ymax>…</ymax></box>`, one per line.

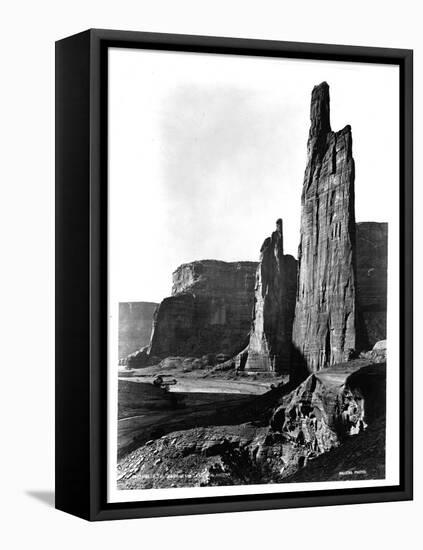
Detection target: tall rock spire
<box><xmin>292</xmin><ymin>82</ymin><xmax>360</xmax><ymax>374</ymax></box>
<box><xmin>244</xmin><ymin>219</ymin><xmax>297</xmax><ymax>374</ymax></box>
<box><xmin>309</xmin><ymin>81</ymin><xmax>331</xmax><ymax>138</ymax></box>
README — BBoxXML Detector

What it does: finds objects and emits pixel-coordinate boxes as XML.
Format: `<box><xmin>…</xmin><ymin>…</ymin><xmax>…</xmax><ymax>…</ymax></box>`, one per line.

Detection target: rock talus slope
<box><xmin>292</xmin><ymin>82</ymin><xmax>360</xmax><ymax>374</ymax></box>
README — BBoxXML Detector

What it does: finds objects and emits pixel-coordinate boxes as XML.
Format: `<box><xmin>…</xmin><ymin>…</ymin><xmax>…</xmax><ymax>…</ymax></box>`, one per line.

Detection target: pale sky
<box><xmin>108</xmin><ymin>48</ymin><xmax>399</xmax><ymax>303</ymax></box>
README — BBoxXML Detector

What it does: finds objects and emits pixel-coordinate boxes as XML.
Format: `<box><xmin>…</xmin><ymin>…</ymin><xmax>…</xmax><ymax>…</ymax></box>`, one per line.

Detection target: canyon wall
<box><xmin>147</xmin><ymin>260</ymin><xmax>258</xmax><ymax>359</ymax></box>
<box><xmin>244</xmin><ymin>219</ymin><xmax>297</xmax><ymax>374</ymax></box>
<box><xmin>118</xmin><ymin>302</ymin><xmax>157</xmax><ymax>359</ymax></box>
<box><xmin>356</xmin><ymin>222</ymin><xmax>388</xmax><ymax>347</ymax></box>
<box><xmin>292</xmin><ymin>82</ymin><xmax>360</xmax><ymax>374</ymax></box>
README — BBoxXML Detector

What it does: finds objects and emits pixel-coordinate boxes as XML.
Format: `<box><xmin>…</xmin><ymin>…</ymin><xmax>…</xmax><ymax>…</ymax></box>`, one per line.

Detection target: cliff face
<box><xmin>147</xmin><ymin>260</ymin><xmax>258</xmax><ymax>359</ymax></box>
<box><xmin>244</xmin><ymin>219</ymin><xmax>297</xmax><ymax>374</ymax></box>
<box><xmin>292</xmin><ymin>82</ymin><xmax>360</xmax><ymax>374</ymax></box>
<box><xmin>356</xmin><ymin>222</ymin><xmax>388</xmax><ymax>347</ymax></box>
<box><xmin>118</xmin><ymin>302</ymin><xmax>158</xmax><ymax>359</ymax></box>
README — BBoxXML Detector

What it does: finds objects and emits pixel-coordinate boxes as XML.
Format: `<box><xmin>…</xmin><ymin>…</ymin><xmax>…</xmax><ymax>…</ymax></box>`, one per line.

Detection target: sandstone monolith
<box><xmin>292</xmin><ymin>82</ymin><xmax>359</xmax><ymax>374</ymax></box>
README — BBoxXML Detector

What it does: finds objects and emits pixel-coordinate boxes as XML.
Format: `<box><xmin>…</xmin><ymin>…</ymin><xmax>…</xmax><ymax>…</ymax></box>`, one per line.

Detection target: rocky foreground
<box><xmin>117</xmin><ymin>358</ymin><xmax>386</xmax><ymax>489</ymax></box>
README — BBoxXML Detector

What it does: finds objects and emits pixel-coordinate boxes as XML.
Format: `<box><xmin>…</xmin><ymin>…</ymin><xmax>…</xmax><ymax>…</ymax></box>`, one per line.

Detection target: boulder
<box><xmin>373</xmin><ymin>340</ymin><xmax>387</xmax><ymax>351</ymax></box>
<box><xmin>360</xmin><ymin>339</ymin><xmax>387</xmax><ymax>363</ymax></box>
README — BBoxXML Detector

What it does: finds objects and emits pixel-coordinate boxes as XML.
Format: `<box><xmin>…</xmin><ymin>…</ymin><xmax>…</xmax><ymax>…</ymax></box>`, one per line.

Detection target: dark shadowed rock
<box><xmin>292</xmin><ymin>82</ymin><xmax>360</xmax><ymax>374</ymax></box>
<box><xmin>118</xmin><ymin>302</ymin><xmax>158</xmax><ymax>359</ymax></box>
<box><xmin>244</xmin><ymin>219</ymin><xmax>297</xmax><ymax>374</ymax></box>
<box><xmin>147</xmin><ymin>260</ymin><xmax>258</xmax><ymax>360</ymax></box>
<box><xmin>356</xmin><ymin>222</ymin><xmax>388</xmax><ymax>347</ymax></box>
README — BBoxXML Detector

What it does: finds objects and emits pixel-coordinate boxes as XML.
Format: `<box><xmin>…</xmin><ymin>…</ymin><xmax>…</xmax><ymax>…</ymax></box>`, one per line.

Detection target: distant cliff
<box><xmin>125</xmin><ymin>84</ymin><xmax>388</xmax><ymax>376</ymax></box>
<box><xmin>119</xmin><ymin>302</ymin><xmax>158</xmax><ymax>359</ymax></box>
<box><xmin>146</xmin><ymin>260</ymin><xmax>258</xmax><ymax>360</ymax></box>
<box><xmin>292</xmin><ymin>82</ymin><xmax>360</xmax><ymax>374</ymax></box>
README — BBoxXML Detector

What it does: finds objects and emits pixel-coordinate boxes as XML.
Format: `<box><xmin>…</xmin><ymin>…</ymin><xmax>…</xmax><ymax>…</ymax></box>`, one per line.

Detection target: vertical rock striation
<box><xmin>245</xmin><ymin>219</ymin><xmax>297</xmax><ymax>374</ymax></box>
<box><xmin>292</xmin><ymin>82</ymin><xmax>360</xmax><ymax>374</ymax></box>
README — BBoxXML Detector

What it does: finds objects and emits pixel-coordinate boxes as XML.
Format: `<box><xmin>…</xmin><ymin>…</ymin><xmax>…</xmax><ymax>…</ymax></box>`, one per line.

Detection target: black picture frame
<box><xmin>55</xmin><ymin>28</ymin><xmax>413</xmax><ymax>521</ymax></box>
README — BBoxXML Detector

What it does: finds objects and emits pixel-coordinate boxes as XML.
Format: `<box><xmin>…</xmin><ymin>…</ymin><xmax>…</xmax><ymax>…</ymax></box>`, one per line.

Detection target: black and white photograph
<box><xmin>107</xmin><ymin>48</ymin><xmax>400</xmax><ymax>502</ymax></box>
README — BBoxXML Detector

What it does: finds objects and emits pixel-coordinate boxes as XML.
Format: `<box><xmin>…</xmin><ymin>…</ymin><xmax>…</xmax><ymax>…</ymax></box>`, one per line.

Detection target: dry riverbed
<box><xmin>117</xmin><ymin>364</ymin><xmax>283</xmax><ymax>458</ymax></box>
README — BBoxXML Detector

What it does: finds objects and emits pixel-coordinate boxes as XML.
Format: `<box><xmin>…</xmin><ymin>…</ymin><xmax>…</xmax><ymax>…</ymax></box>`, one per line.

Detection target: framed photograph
<box><xmin>55</xmin><ymin>29</ymin><xmax>413</xmax><ymax>521</ymax></box>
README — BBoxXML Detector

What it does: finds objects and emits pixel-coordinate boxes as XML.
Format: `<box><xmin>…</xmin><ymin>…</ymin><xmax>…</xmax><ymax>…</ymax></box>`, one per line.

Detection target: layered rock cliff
<box><xmin>145</xmin><ymin>260</ymin><xmax>258</xmax><ymax>360</ymax></box>
<box><xmin>118</xmin><ymin>301</ymin><xmax>158</xmax><ymax>360</ymax></box>
<box><xmin>292</xmin><ymin>82</ymin><xmax>360</xmax><ymax>374</ymax></box>
<box><xmin>244</xmin><ymin>219</ymin><xmax>297</xmax><ymax>374</ymax></box>
<box><xmin>356</xmin><ymin>222</ymin><xmax>388</xmax><ymax>347</ymax></box>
